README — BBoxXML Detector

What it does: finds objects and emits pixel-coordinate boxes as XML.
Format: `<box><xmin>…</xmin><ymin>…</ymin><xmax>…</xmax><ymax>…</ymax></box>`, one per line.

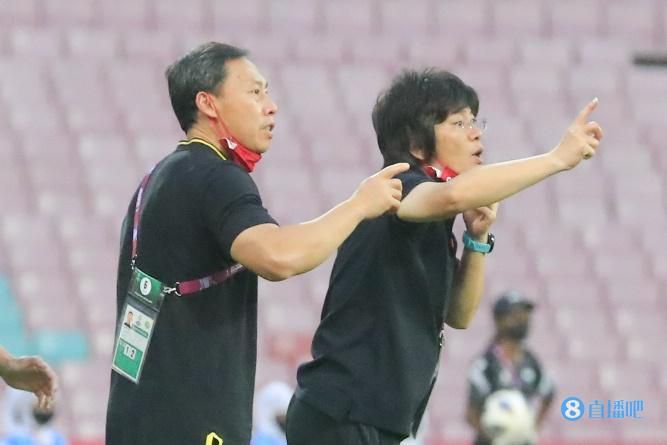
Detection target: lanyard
<box><xmin>131</xmin><ymin>144</ymin><xmax>245</xmax><ymax>297</ymax></box>
<box><xmin>492</xmin><ymin>343</ymin><xmax>524</xmax><ymax>388</ymax></box>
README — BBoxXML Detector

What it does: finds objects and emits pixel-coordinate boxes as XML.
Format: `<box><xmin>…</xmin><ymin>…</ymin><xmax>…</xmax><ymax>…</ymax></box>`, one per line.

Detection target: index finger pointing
<box><xmin>574</xmin><ymin>97</ymin><xmax>599</xmax><ymax>125</ymax></box>
<box><xmin>377</xmin><ymin>162</ymin><xmax>410</xmax><ymax>178</ymax></box>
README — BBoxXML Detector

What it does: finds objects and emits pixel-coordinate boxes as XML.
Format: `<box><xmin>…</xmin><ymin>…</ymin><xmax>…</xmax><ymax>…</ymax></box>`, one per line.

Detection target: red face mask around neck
<box><xmin>422</xmin><ymin>161</ymin><xmax>458</xmax><ymax>182</ymax></box>
<box><xmin>206</xmin><ymin>96</ymin><xmax>262</xmax><ymax>173</ymax></box>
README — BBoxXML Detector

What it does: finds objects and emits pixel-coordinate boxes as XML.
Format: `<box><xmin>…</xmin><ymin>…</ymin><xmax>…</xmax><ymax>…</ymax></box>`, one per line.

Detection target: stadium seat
<box><xmin>594</xmin><ymin>252</ymin><xmax>652</xmax><ymax>282</ymax></box>
<box><xmin>9</xmin><ymin>28</ymin><xmax>63</xmax><ymax>58</ymax></box>
<box><xmin>348</xmin><ymin>36</ymin><xmax>406</xmax><ymax>66</ymax></box>
<box><xmin>549</xmin><ymin>0</ymin><xmax>603</xmax><ymax>38</ymax></box>
<box><xmin>335</xmin><ymin>64</ymin><xmax>391</xmax><ymax>125</ymax></box>
<box><xmin>65</xmin><ymin>29</ymin><xmax>118</xmax><ymax>59</ymax></box>
<box><xmin>97</xmin><ymin>0</ymin><xmax>149</xmax><ymax>29</ymax></box>
<box><xmin>599</xmin><ymin>362</ymin><xmax>659</xmax><ymax>393</ymax></box>
<box><xmin>518</xmin><ymin>40</ymin><xmax>574</xmax><ymax>68</ymax></box>
<box><xmin>322</xmin><ymin>0</ymin><xmax>375</xmax><ymax>35</ymax></box>
<box><xmin>379</xmin><ymin>0</ymin><xmax>434</xmax><ymax>37</ymax></box>
<box><xmin>542</xmin><ymin>278</ymin><xmax>603</xmax><ymax>311</ymax></box>
<box><xmin>0</xmin><ymin>0</ymin><xmax>38</xmax><ymax>26</ymax></box>
<box><xmin>613</xmin><ymin>306</ymin><xmax>666</xmax><ymax>337</ymax></box>
<box><xmin>120</xmin><ymin>30</ymin><xmax>179</xmax><ymax>64</ymax></box>
<box><xmin>436</xmin><ymin>0</ymin><xmax>489</xmax><ymax>36</ymax></box>
<box><xmin>293</xmin><ymin>36</ymin><xmax>348</xmax><ymax>65</ymax></box>
<box><xmin>211</xmin><ymin>0</ymin><xmax>267</xmax><ymax>31</ymax></box>
<box><xmin>567</xmin><ymin>65</ymin><xmax>622</xmax><ymax>99</ymax></box>
<box><xmin>31</xmin><ymin>330</ymin><xmax>89</xmax><ymax>365</ymax></box>
<box><xmin>577</xmin><ymin>39</ymin><xmax>633</xmax><ymax>67</ymax></box>
<box><xmin>464</xmin><ymin>39</ymin><xmax>516</xmax><ymax>66</ymax></box>
<box><xmin>491</xmin><ymin>0</ymin><xmax>546</xmax><ymax>37</ymax></box>
<box><xmin>604</xmin><ymin>0</ymin><xmax>659</xmax><ymax>44</ymax></box>
<box><xmin>43</xmin><ymin>0</ymin><xmax>95</xmax><ymax>26</ymax></box>
<box><xmin>267</xmin><ymin>0</ymin><xmax>321</xmax><ymax>34</ymax></box>
<box><xmin>153</xmin><ymin>0</ymin><xmax>208</xmax><ymax>30</ymax></box>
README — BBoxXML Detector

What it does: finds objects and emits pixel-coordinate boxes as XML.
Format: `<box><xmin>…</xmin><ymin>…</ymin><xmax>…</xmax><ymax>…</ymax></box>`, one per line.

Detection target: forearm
<box><xmin>399</xmin><ymin>154</ymin><xmax>565</xmax><ymax>222</ymax></box>
<box><xmin>238</xmin><ymin>198</ymin><xmax>366</xmax><ymax>281</ymax></box>
<box><xmin>0</xmin><ymin>346</ymin><xmax>13</xmax><ymax>377</ymax></box>
<box><xmin>275</xmin><ymin>199</ymin><xmax>366</xmax><ymax>276</ymax></box>
<box><xmin>452</xmin><ymin>154</ymin><xmax>564</xmax><ymax>211</ymax></box>
<box><xmin>536</xmin><ymin>398</ymin><xmax>553</xmax><ymax>428</ymax></box>
<box><xmin>445</xmin><ymin>242</ymin><xmax>487</xmax><ymax>329</ymax></box>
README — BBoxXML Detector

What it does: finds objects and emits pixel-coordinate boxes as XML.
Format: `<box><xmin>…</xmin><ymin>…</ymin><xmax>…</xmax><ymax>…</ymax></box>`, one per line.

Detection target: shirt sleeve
<box><xmin>199</xmin><ymin>162</ymin><xmax>277</xmax><ymax>258</ymax></box>
<box><xmin>467</xmin><ymin>357</ymin><xmax>492</xmax><ymax>409</ymax></box>
<box><xmin>390</xmin><ymin>167</ymin><xmax>435</xmax><ymax>230</ymax></box>
<box><xmin>534</xmin><ymin>359</ymin><xmax>556</xmax><ymax>400</ymax></box>
<box><xmin>397</xmin><ymin>167</ymin><xmax>433</xmax><ymax>199</ymax></box>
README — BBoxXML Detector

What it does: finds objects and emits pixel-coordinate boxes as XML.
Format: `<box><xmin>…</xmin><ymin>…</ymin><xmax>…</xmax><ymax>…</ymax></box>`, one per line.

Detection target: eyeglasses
<box><xmin>451</xmin><ymin>117</ymin><xmax>487</xmax><ymax>132</ymax></box>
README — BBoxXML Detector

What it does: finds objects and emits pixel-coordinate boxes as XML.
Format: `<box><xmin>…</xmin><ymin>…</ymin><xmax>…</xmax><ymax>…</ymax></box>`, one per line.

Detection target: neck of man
<box><xmin>186</xmin><ymin>123</ymin><xmax>222</xmax><ymax>149</ymax></box>
<box><xmin>497</xmin><ymin>336</ymin><xmax>523</xmax><ymax>362</ymax></box>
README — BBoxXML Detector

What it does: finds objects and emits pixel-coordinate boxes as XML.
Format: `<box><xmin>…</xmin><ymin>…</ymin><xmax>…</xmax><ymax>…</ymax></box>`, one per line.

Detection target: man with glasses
<box><xmin>286</xmin><ymin>69</ymin><xmax>602</xmax><ymax>445</ymax></box>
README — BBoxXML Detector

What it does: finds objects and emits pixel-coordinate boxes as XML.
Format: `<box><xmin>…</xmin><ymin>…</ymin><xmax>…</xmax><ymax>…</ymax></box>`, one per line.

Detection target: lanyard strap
<box><xmin>131</xmin><ymin>161</ymin><xmax>245</xmax><ymax>297</ymax></box>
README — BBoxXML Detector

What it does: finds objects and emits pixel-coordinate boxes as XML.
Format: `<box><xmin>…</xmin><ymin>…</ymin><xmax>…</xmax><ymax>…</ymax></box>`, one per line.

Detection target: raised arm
<box><xmin>398</xmin><ymin>99</ymin><xmax>603</xmax><ymax>222</ymax></box>
<box><xmin>231</xmin><ymin>163</ymin><xmax>409</xmax><ymax>281</ymax></box>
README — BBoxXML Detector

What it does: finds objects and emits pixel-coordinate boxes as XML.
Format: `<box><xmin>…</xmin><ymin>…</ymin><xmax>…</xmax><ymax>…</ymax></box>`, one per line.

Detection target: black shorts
<box><xmin>286</xmin><ymin>396</ymin><xmax>405</xmax><ymax>445</ymax></box>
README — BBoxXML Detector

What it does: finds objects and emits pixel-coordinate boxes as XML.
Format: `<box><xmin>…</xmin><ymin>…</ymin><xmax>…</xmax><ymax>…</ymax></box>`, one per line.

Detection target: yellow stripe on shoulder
<box><xmin>179</xmin><ymin>138</ymin><xmax>227</xmax><ymax>160</ymax></box>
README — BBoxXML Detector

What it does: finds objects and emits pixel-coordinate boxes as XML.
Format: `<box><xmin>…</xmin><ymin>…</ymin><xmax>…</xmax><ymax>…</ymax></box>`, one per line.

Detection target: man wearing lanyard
<box><xmin>465</xmin><ymin>291</ymin><xmax>556</xmax><ymax>445</ymax></box>
<box><xmin>105</xmin><ymin>42</ymin><xmax>408</xmax><ymax>445</ymax></box>
<box><xmin>286</xmin><ymin>69</ymin><xmax>601</xmax><ymax>444</ymax></box>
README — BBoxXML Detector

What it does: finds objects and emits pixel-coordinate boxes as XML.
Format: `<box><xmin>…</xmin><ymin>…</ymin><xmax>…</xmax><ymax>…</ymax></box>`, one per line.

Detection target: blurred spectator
<box><xmin>0</xmin><ymin>388</ymin><xmax>67</xmax><ymax>445</ymax></box>
<box><xmin>465</xmin><ymin>291</ymin><xmax>555</xmax><ymax>445</ymax></box>
<box><xmin>251</xmin><ymin>381</ymin><xmax>292</xmax><ymax>445</ymax></box>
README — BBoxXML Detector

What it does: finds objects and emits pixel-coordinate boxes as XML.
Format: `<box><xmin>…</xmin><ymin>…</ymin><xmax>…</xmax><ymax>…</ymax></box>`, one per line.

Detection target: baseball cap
<box><xmin>492</xmin><ymin>290</ymin><xmax>535</xmax><ymax>317</ymax></box>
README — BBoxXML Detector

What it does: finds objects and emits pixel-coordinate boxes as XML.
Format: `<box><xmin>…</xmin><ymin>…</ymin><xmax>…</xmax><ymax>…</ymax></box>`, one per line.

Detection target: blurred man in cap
<box><xmin>465</xmin><ymin>291</ymin><xmax>555</xmax><ymax>445</ymax></box>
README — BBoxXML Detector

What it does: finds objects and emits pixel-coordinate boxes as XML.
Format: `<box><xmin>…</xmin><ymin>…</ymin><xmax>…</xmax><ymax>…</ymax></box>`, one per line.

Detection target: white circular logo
<box><xmin>139</xmin><ymin>277</ymin><xmax>152</xmax><ymax>296</ymax></box>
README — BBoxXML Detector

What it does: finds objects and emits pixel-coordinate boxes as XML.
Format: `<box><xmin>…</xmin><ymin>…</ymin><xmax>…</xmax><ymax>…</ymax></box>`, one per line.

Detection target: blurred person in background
<box><xmin>105</xmin><ymin>41</ymin><xmax>408</xmax><ymax>445</ymax></box>
<box><xmin>286</xmin><ymin>69</ymin><xmax>601</xmax><ymax>445</ymax></box>
<box><xmin>0</xmin><ymin>388</ymin><xmax>66</xmax><ymax>445</ymax></box>
<box><xmin>465</xmin><ymin>291</ymin><xmax>555</xmax><ymax>445</ymax></box>
<box><xmin>251</xmin><ymin>381</ymin><xmax>292</xmax><ymax>445</ymax></box>
<box><xmin>0</xmin><ymin>347</ymin><xmax>56</xmax><ymax>410</ymax></box>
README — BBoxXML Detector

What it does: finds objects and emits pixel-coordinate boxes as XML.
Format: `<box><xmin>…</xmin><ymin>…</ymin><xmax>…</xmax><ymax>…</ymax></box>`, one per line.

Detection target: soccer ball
<box><xmin>480</xmin><ymin>389</ymin><xmax>537</xmax><ymax>445</ymax></box>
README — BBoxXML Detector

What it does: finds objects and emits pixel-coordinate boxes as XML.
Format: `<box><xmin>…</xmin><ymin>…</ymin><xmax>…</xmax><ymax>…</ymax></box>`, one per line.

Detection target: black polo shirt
<box><xmin>106</xmin><ymin>140</ymin><xmax>276</xmax><ymax>445</ymax></box>
<box><xmin>295</xmin><ymin>166</ymin><xmax>459</xmax><ymax>437</ymax></box>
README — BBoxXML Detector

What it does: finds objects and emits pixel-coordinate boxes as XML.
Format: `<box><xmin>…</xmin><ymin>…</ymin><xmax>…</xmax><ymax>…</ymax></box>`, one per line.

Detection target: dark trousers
<box><xmin>286</xmin><ymin>396</ymin><xmax>405</xmax><ymax>445</ymax></box>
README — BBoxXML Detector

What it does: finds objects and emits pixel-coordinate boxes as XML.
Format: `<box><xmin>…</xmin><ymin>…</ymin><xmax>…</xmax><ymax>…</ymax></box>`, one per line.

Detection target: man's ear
<box><xmin>409</xmin><ymin>146</ymin><xmax>425</xmax><ymax>161</ymax></box>
<box><xmin>195</xmin><ymin>92</ymin><xmax>218</xmax><ymax>119</ymax></box>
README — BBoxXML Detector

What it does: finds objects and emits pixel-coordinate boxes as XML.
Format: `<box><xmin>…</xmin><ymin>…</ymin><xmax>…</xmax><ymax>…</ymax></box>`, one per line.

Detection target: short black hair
<box><xmin>165</xmin><ymin>42</ymin><xmax>248</xmax><ymax>132</ymax></box>
<box><xmin>372</xmin><ymin>69</ymin><xmax>479</xmax><ymax>167</ymax></box>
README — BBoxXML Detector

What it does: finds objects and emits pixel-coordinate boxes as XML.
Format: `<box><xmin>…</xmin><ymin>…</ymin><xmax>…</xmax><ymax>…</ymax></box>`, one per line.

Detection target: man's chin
<box><xmin>255</xmin><ymin>144</ymin><xmax>270</xmax><ymax>154</ymax></box>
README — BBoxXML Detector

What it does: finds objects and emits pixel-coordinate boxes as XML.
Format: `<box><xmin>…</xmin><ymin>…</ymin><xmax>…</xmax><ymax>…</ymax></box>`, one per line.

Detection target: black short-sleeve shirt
<box><xmin>295</xmin><ymin>166</ymin><xmax>459</xmax><ymax>437</ymax></box>
<box><xmin>106</xmin><ymin>141</ymin><xmax>276</xmax><ymax>445</ymax></box>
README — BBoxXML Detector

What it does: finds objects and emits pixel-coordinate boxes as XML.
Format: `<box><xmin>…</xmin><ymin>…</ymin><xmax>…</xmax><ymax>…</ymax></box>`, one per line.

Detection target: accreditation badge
<box><xmin>112</xmin><ymin>268</ymin><xmax>167</xmax><ymax>383</ymax></box>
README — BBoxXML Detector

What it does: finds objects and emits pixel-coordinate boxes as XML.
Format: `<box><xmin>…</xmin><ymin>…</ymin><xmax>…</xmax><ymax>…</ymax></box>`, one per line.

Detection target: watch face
<box><xmin>487</xmin><ymin>233</ymin><xmax>495</xmax><ymax>253</ymax></box>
